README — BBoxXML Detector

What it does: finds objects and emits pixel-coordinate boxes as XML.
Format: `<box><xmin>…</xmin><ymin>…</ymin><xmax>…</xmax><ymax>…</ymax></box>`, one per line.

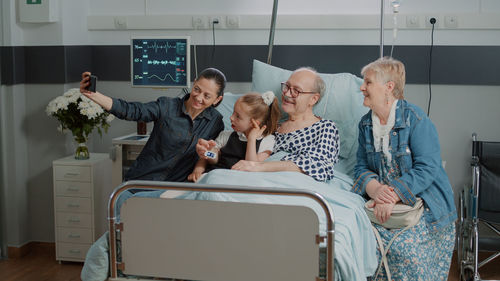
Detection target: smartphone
<box><xmin>86</xmin><ymin>74</ymin><xmax>97</xmax><ymax>92</ymax></box>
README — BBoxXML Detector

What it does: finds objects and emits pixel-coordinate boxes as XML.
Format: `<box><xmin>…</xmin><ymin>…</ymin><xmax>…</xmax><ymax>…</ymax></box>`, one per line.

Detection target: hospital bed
<box><xmin>81</xmin><ymin>60</ymin><xmax>376</xmax><ymax>281</ymax></box>
<box><xmin>108</xmin><ymin>180</ymin><xmax>334</xmax><ymax>281</ymax></box>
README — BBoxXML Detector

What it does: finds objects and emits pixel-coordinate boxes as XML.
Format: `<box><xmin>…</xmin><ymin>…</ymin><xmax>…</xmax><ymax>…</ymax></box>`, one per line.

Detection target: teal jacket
<box><xmin>352</xmin><ymin>100</ymin><xmax>456</xmax><ymax>232</ymax></box>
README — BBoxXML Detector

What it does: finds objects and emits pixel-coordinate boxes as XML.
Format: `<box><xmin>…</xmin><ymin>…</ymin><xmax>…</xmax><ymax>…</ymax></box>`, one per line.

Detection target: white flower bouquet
<box><xmin>46</xmin><ymin>88</ymin><xmax>114</xmax><ymax>159</ymax></box>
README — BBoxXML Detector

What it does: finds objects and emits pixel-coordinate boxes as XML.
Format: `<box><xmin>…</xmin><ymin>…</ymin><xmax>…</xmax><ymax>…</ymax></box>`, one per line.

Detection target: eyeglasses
<box><xmin>280</xmin><ymin>82</ymin><xmax>317</xmax><ymax>98</ymax></box>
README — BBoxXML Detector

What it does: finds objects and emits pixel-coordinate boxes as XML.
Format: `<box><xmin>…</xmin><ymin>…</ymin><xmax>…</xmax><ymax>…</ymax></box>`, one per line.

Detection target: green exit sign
<box><xmin>27</xmin><ymin>0</ymin><xmax>42</xmax><ymax>4</ymax></box>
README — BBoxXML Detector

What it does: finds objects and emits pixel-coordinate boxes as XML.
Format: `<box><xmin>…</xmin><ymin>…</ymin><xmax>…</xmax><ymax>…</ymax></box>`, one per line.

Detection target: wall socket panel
<box><xmin>426</xmin><ymin>16</ymin><xmax>439</xmax><ymax>28</ymax></box>
<box><xmin>193</xmin><ymin>15</ymin><xmax>236</xmax><ymax>29</ymax></box>
<box><xmin>226</xmin><ymin>15</ymin><xmax>240</xmax><ymax>29</ymax></box>
<box><xmin>209</xmin><ymin>16</ymin><xmax>226</xmax><ymax>29</ymax></box>
<box><xmin>406</xmin><ymin>15</ymin><xmax>421</xmax><ymax>28</ymax></box>
<box><xmin>444</xmin><ymin>15</ymin><xmax>458</xmax><ymax>28</ymax></box>
<box><xmin>192</xmin><ymin>16</ymin><xmax>208</xmax><ymax>29</ymax></box>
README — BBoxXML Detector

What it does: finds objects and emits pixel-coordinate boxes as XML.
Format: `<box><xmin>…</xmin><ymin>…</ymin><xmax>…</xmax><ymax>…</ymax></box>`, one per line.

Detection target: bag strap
<box><xmin>372</xmin><ymin>225</ymin><xmax>391</xmax><ymax>281</ymax></box>
<box><xmin>372</xmin><ymin>222</ymin><xmax>414</xmax><ymax>280</ymax></box>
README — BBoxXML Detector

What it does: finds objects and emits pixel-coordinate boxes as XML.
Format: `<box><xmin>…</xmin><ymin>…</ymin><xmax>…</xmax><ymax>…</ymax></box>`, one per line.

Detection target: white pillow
<box><xmin>251</xmin><ymin>60</ymin><xmax>368</xmax><ymax>177</ymax></box>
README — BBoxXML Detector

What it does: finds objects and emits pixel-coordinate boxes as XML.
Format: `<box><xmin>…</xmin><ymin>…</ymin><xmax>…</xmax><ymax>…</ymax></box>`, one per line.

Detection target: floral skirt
<box><xmin>370</xmin><ymin>218</ymin><xmax>455</xmax><ymax>281</ymax></box>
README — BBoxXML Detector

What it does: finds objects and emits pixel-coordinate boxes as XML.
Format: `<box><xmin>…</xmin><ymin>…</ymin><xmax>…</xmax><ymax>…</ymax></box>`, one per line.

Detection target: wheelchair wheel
<box><xmin>458</xmin><ymin>189</ymin><xmax>477</xmax><ymax>281</ymax></box>
<box><xmin>461</xmin><ymin>265</ymin><xmax>476</xmax><ymax>281</ymax></box>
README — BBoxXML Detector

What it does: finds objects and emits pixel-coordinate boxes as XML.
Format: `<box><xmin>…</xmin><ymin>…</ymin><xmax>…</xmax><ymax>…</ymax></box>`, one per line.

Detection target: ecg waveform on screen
<box><xmin>147</xmin><ymin>42</ymin><xmax>178</xmax><ymax>53</ymax></box>
<box><xmin>134</xmin><ymin>41</ymin><xmax>186</xmax><ymax>56</ymax></box>
<box><xmin>132</xmin><ymin>38</ymin><xmax>188</xmax><ymax>87</ymax></box>
<box><xmin>147</xmin><ymin>60</ymin><xmax>178</xmax><ymax>66</ymax></box>
<box><xmin>147</xmin><ymin>73</ymin><xmax>177</xmax><ymax>82</ymax></box>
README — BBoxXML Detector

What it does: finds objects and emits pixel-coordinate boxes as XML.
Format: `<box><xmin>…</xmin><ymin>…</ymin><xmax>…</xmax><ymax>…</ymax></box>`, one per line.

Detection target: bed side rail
<box><xmin>107</xmin><ymin>180</ymin><xmax>335</xmax><ymax>281</ymax></box>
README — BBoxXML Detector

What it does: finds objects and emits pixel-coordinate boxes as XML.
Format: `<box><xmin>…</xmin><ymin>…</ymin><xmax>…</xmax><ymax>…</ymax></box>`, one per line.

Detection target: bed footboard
<box><xmin>108</xmin><ymin>180</ymin><xmax>335</xmax><ymax>281</ymax></box>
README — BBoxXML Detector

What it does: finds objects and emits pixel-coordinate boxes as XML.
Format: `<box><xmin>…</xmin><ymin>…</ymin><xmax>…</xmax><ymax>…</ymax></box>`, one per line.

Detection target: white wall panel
<box><xmin>481</xmin><ymin>0</ymin><xmax>500</xmax><ymax>12</ymax></box>
<box><xmin>1</xmin><ymin>85</ymin><xmax>30</xmax><ymax>247</ymax></box>
<box><xmin>390</xmin><ymin>0</ymin><xmax>480</xmax><ymax>13</ymax></box>
<box><xmin>89</xmin><ymin>0</ymin><xmax>146</xmax><ymax>16</ymax></box>
<box><xmin>145</xmin><ymin>0</ymin><xmax>379</xmax><ymax>14</ymax></box>
<box><xmin>61</xmin><ymin>0</ymin><xmax>90</xmax><ymax>45</ymax></box>
<box><xmin>19</xmin><ymin>22</ymin><xmax>63</xmax><ymax>45</ymax></box>
<box><xmin>2</xmin><ymin>0</ymin><xmax>23</xmax><ymax>46</ymax></box>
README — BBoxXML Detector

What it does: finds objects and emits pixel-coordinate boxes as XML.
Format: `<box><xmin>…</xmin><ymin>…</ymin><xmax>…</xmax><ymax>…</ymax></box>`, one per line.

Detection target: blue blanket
<box><xmin>189</xmin><ymin>169</ymin><xmax>377</xmax><ymax>281</ymax></box>
<box><xmin>81</xmin><ymin>169</ymin><xmax>377</xmax><ymax>281</ymax></box>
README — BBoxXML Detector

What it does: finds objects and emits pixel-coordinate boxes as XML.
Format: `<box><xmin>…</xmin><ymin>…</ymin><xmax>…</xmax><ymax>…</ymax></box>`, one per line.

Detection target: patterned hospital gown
<box><xmin>273</xmin><ymin>119</ymin><xmax>339</xmax><ymax>182</ymax></box>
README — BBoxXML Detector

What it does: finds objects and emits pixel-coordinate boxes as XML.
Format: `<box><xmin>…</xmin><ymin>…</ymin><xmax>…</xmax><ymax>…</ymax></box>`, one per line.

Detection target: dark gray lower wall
<box><xmin>1</xmin><ymin>45</ymin><xmax>500</xmax><ymax>85</ymax></box>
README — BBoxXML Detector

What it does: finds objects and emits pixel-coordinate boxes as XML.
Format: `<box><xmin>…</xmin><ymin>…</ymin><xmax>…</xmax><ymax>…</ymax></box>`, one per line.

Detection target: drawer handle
<box><xmin>68</xmin><ymin>217</ymin><xmax>81</xmax><ymax>223</ymax></box>
<box><xmin>64</xmin><ymin>172</ymin><xmax>80</xmax><ymax>177</ymax></box>
<box><xmin>69</xmin><ymin>249</ymin><xmax>81</xmax><ymax>254</ymax></box>
<box><xmin>67</xmin><ymin>203</ymin><xmax>80</xmax><ymax>208</ymax></box>
<box><xmin>68</xmin><ymin>234</ymin><xmax>81</xmax><ymax>238</ymax></box>
<box><xmin>67</xmin><ymin>186</ymin><xmax>80</xmax><ymax>192</ymax></box>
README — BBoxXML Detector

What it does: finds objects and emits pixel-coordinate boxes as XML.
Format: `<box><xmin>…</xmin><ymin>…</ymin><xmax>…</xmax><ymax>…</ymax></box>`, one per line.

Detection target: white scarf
<box><xmin>372</xmin><ymin>100</ymin><xmax>398</xmax><ymax>163</ymax></box>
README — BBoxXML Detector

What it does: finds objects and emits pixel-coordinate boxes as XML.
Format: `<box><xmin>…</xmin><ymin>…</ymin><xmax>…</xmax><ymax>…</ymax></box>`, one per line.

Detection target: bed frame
<box><xmin>107</xmin><ymin>180</ymin><xmax>335</xmax><ymax>281</ymax></box>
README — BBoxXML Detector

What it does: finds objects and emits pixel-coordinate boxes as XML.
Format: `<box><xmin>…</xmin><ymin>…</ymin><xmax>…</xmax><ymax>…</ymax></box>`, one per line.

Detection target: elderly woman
<box><xmin>351</xmin><ymin>57</ymin><xmax>456</xmax><ymax>280</ymax></box>
<box><xmin>232</xmin><ymin>67</ymin><xmax>340</xmax><ymax>182</ymax></box>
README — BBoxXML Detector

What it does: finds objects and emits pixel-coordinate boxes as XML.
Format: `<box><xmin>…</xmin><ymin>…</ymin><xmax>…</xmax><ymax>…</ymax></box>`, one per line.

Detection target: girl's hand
<box><xmin>231</xmin><ymin>160</ymin><xmax>262</xmax><ymax>172</ymax></box>
<box><xmin>373</xmin><ymin>184</ymin><xmax>399</xmax><ymax>204</ymax></box>
<box><xmin>187</xmin><ymin>169</ymin><xmax>204</xmax><ymax>182</ymax></box>
<box><xmin>196</xmin><ymin>139</ymin><xmax>217</xmax><ymax>158</ymax></box>
<box><xmin>247</xmin><ymin>119</ymin><xmax>266</xmax><ymax>141</ymax></box>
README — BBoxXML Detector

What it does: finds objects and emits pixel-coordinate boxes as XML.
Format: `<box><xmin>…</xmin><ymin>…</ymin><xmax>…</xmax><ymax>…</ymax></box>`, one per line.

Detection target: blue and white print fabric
<box><xmin>274</xmin><ymin>119</ymin><xmax>339</xmax><ymax>181</ymax></box>
<box><xmin>370</xmin><ymin>218</ymin><xmax>455</xmax><ymax>281</ymax></box>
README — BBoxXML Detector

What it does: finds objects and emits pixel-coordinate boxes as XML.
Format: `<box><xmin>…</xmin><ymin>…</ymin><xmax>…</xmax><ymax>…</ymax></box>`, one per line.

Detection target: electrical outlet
<box><xmin>444</xmin><ymin>15</ymin><xmax>458</xmax><ymax>28</ymax></box>
<box><xmin>406</xmin><ymin>15</ymin><xmax>421</xmax><ymax>28</ymax></box>
<box><xmin>226</xmin><ymin>15</ymin><xmax>240</xmax><ymax>29</ymax></box>
<box><xmin>192</xmin><ymin>16</ymin><xmax>208</xmax><ymax>29</ymax></box>
<box><xmin>209</xmin><ymin>15</ymin><xmax>225</xmax><ymax>29</ymax></box>
<box><xmin>425</xmin><ymin>16</ymin><xmax>439</xmax><ymax>28</ymax></box>
<box><xmin>114</xmin><ymin>16</ymin><xmax>127</xmax><ymax>29</ymax></box>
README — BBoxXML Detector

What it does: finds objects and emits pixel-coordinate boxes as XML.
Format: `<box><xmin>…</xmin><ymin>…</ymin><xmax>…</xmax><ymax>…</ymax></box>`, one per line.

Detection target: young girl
<box><xmin>187</xmin><ymin>91</ymin><xmax>281</xmax><ymax>182</ymax></box>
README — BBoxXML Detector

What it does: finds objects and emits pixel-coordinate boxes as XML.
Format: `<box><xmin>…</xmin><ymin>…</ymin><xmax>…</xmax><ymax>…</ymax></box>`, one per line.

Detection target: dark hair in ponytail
<box><xmin>195</xmin><ymin>67</ymin><xmax>227</xmax><ymax>98</ymax></box>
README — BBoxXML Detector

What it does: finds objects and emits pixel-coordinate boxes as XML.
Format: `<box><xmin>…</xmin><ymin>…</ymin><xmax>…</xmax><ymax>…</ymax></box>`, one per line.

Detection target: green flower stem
<box><xmin>75</xmin><ymin>141</ymin><xmax>89</xmax><ymax>160</ymax></box>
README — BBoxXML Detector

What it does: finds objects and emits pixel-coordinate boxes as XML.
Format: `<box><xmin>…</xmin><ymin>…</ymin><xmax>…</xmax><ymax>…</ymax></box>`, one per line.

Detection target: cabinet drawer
<box><xmin>124</xmin><ymin>145</ymin><xmax>143</xmax><ymax>161</ymax></box>
<box><xmin>56</xmin><ymin>212</ymin><xmax>92</xmax><ymax>228</ymax></box>
<box><xmin>55</xmin><ymin>181</ymin><xmax>92</xmax><ymax>197</ymax></box>
<box><xmin>55</xmin><ymin>197</ymin><xmax>91</xmax><ymax>213</ymax></box>
<box><xmin>57</xmin><ymin>242</ymin><xmax>90</xmax><ymax>260</ymax></box>
<box><xmin>54</xmin><ymin>165</ymin><xmax>91</xmax><ymax>182</ymax></box>
<box><xmin>57</xmin><ymin>227</ymin><xmax>93</xmax><ymax>244</ymax></box>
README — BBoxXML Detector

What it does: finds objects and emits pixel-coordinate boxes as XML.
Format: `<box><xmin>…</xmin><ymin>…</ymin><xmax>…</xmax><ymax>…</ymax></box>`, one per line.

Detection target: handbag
<box><xmin>364</xmin><ymin>198</ymin><xmax>424</xmax><ymax>280</ymax></box>
<box><xmin>364</xmin><ymin>197</ymin><xmax>424</xmax><ymax>229</ymax></box>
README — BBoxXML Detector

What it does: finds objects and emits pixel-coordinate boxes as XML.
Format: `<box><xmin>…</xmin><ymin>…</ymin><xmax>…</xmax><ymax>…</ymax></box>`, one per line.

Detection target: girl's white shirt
<box><xmin>214</xmin><ymin>130</ymin><xmax>275</xmax><ymax>153</ymax></box>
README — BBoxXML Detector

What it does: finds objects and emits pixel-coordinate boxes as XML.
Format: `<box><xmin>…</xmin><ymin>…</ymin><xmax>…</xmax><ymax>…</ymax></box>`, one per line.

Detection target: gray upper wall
<box><xmin>2</xmin><ymin>45</ymin><xmax>500</xmax><ymax>86</ymax></box>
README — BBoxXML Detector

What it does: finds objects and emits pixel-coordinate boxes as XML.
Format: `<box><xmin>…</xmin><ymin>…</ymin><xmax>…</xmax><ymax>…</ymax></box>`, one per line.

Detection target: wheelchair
<box><xmin>458</xmin><ymin>133</ymin><xmax>500</xmax><ymax>281</ymax></box>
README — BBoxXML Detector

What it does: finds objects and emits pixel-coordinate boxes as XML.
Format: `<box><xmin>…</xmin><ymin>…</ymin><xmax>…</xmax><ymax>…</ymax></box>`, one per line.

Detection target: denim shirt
<box><xmin>351</xmin><ymin>100</ymin><xmax>456</xmax><ymax>232</ymax></box>
<box><xmin>109</xmin><ymin>95</ymin><xmax>224</xmax><ymax>182</ymax></box>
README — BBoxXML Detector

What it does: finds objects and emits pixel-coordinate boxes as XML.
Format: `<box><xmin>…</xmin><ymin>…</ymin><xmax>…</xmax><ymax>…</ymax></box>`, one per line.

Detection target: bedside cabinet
<box><xmin>53</xmin><ymin>153</ymin><xmax>112</xmax><ymax>262</ymax></box>
<box><xmin>111</xmin><ymin>133</ymin><xmax>148</xmax><ymax>189</ymax></box>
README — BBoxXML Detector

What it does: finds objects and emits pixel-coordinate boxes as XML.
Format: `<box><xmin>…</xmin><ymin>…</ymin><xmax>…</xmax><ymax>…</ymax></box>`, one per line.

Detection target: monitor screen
<box><xmin>131</xmin><ymin>36</ymin><xmax>190</xmax><ymax>88</ymax></box>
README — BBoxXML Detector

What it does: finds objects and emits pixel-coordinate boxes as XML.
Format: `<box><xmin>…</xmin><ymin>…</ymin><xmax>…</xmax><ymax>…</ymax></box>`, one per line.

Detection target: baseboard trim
<box><xmin>7</xmin><ymin>242</ymin><xmax>55</xmax><ymax>259</ymax></box>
